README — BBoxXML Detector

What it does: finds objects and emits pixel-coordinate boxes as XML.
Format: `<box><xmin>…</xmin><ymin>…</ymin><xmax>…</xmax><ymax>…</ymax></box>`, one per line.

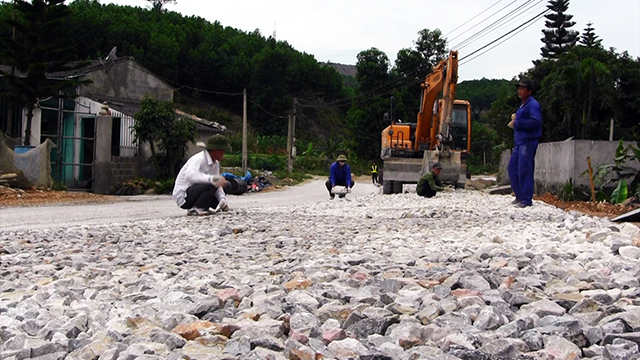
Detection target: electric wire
<box><xmin>459</xmin><ymin>7</ymin><xmax>550</xmax><ymax>63</ymax></box>
<box><xmin>447</xmin><ymin>0</ymin><xmax>522</xmax><ymax>44</ymax></box>
<box><xmin>452</xmin><ymin>0</ymin><xmax>543</xmax><ymax>50</ymax></box>
<box><xmin>459</xmin><ymin>15</ymin><xmax>545</xmax><ymax>66</ymax></box>
<box><xmin>443</xmin><ymin>0</ymin><xmax>505</xmax><ymax>38</ymax></box>
<box><xmin>455</xmin><ymin>0</ymin><xmax>546</xmax><ymax>52</ymax></box>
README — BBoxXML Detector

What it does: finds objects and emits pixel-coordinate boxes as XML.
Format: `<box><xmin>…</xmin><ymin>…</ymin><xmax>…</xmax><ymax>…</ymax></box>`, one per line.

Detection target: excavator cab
<box><xmin>449</xmin><ymin>100</ymin><xmax>471</xmax><ymax>153</ymax></box>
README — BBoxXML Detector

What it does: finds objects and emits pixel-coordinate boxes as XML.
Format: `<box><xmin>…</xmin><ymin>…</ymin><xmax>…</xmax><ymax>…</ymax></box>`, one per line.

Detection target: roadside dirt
<box><xmin>1</xmin><ymin>185</ymin><xmax>637</xmax><ymax>221</ymax></box>
<box><xmin>534</xmin><ymin>193</ymin><xmax>638</xmax><ymax>220</ymax></box>
<box><xmin>0</xmin><ymin>186</ymin><xmax>119</xmax><ymax>207</ymax></box>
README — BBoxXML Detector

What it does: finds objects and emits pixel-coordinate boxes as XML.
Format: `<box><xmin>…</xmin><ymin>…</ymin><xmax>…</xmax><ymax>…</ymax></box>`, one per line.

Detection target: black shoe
<box><xmin>516</xmin><ymin>202</ymin><xmax>531</xmax><ymax>208</ymax></box>
<box><xmin>511</xmin><ymin>199</ymin><xmax>520</xmax><ymax>204</ymax></box>
<box><xmin>330</xmin><ymin>194</ymin><xmax>335</xmax><ymax>200</ymax></box>
<box><xmin>338</xmin><ymin>194</ymin><xmax>345</xmax><ymax>199</ymax></box>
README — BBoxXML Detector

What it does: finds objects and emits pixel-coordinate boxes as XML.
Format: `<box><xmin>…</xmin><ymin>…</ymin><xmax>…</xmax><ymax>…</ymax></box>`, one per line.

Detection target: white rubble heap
<box><xmin>1</xmin><ymin>190</ymin><xmax>640</xmax><ymax>360</ymax></box>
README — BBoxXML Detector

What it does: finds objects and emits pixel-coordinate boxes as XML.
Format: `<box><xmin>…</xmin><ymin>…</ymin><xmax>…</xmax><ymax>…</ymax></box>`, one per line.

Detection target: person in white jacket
<box><xmin>172</xmin><ymin>134</ymin><xmax>230</xmax><ymax>216</ymax></box>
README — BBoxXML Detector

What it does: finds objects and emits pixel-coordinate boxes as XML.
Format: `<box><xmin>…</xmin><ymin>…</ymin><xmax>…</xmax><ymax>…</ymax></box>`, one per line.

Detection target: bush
<box><xmin>221</xmin><ymin>154</ymin><xmax>285</xmax><ymax>171</ymax></box>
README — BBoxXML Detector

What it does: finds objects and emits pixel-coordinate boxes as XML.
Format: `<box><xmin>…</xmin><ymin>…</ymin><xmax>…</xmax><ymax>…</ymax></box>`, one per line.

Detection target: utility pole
<box><xmin>242</xmin><ymin>88</ymin><xmax>248</xmax><ymax>174</ymax></box>
<box><xmin>286</xmin><ymin>98</ymin><xmax>297</xmax><ymax>174</ymax></box>
<box><xmin>609</xmin><ymin>118</ymin><xmax>614</xmax><ymax>141</ymax></box>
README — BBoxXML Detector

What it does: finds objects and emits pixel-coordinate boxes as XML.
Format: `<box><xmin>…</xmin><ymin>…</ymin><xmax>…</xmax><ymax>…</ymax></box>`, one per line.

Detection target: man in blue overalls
<box><xmin>508</xmin><ymin>79</ymin><xmax>542</xmax><ymax>208</ymax></box>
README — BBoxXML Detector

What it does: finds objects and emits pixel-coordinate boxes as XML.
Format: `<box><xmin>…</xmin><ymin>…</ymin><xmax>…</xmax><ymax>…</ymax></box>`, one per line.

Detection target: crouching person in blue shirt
<box><xmin>172</xmin><ymin>134</ymin><xmax>230</xmax><ymax>216</ymax></box>
<box><xmin>325</xmin><ymin>154</ymin><xmax>355</xmax><ymax>199</ymax></box>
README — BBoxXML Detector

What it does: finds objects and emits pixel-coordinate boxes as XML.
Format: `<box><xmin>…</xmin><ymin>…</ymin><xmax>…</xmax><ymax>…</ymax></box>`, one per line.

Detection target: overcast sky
<box><xmin>101</xmin><ymin>0</ymin><xmax>639</xmax><ymax>81</ymax></box>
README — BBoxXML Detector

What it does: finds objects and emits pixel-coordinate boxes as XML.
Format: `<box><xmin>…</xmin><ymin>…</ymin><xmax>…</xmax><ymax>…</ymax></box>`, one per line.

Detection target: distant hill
<box><xmin>322</xmin><ymin>62</ymin><xmax>357</xmax><ymax>77</ymax></box>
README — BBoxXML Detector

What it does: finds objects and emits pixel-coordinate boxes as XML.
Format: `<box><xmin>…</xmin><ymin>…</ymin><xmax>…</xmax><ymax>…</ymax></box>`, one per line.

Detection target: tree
<box><xmin>392</xmin><ymin>29</ymin><xmax>448</xmax><ymax>123</ymax></box>
<box><xmin>413</xmin><ymin>29</ymin><xmax>447</xmax><ymax>77</ymax></box>
<box><xmin>354</xmin><ymin>47</ymin><xmax>390</xmax><ymax>98</ymax></box>
<box><xmin>540</xmin><ymin>0</ymin><xmax>579</xmax><ymax>59</ymax></box>
<box><xmin>146</xmin><ymin>0</ymin><xmax>176</xmax><ymax>13</ymax></box>
<box><xmin>132</xmin><ymin>96</ymin><xmax>196</xmax><ymax>178</ymax></box>
<box><xmin>611</xmin><ymin>51</ymin><xmax>640</xmax><ymax>141</ymax></box>
<box><xmin>346</xmin><ymin>48</ymin><xmax>392</xmax><ymax>160</ymax></box>
<box><xmin>0</xmin><ymin>0</ymin><xmax>85</xmax><ymax>145</ymax></box>
<box><xmin>580</xmin><ymin>22</ymin><xmax>602</xmax><ymax>48</ymax></box>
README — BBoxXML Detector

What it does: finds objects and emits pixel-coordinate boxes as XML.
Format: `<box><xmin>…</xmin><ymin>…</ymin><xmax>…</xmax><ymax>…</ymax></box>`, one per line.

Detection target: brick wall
<box><xmin>111</xmin><ymin>156</ymin><xmax>138</xmax><ymax>184</ymax></box>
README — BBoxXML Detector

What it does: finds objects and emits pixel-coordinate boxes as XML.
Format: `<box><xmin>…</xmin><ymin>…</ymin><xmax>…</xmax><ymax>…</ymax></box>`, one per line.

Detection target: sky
<box><xmin>101</xmin><ymin>0</ymin><xmax>640</xmax><ymax>81</ymax></box>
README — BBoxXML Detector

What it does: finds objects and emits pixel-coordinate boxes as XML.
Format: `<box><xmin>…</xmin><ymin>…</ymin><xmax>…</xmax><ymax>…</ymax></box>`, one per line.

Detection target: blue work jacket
<box><xmin>514</xmin><ymin>96</ymin><xmax>543</xmax><ymax>145</ymax></box>
<box><xmin>329</xmin><ymin>162</ymin><xmax>353</xmax><ymax>187</ymax></box>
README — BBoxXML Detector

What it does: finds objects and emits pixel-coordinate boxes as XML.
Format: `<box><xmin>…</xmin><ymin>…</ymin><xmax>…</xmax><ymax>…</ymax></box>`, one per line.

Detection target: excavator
<box><xmin>380</xmin><ymin>50</ymin><xmax>471</xmax><ymax>194</ymax></box>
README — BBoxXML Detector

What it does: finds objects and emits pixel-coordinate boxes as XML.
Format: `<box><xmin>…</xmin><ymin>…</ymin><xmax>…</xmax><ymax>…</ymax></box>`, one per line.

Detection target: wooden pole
<box><xmin>286</xmin><ymin>98</ymin><xmax>297</xmax><ymax>174</ymax></box>
<box><xmin>587</xmin><ymin>156</ymin><xmax>597</xmax><ymax>202</ymax></box>
<box><xmin>286</xmin><ymin>114</ymin><xmax>292</xmax><ymax>174</ymax></box>
<box><xmin>609</xmin><ymin>118</ymin><xmax>614</xmax><ymax>141</ymax></box>
<box><xmin>292</xmin><ymin>98</ymin><xmax>297</xmax><ymax>158</ymax></box>
<box><xmin>241</xmin><ymin>88</ymin><xmax>247</xmax><ymax>174</ymax></box>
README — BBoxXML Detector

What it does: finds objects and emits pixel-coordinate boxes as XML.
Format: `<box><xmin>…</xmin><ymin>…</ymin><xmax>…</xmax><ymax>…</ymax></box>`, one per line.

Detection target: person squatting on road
<box><xmin>371</xmin><ymin>163</ymin><xmax>379</xmax><ymax>184</ymax></box>
<box><xmin>172</xmin><ymin>134</ymin><xmax>231</xmax><ymax>216</ymax></box>
<box><xmin>326</xmin><ymin>154</ymin><xmax>355</xmax><ymax>199</ymax></box>
<box><xmin>508</xmin><ymin>79</ymin><xmax>543</xmax><ymax>208</ymax></box>
<box><xmin>416</xmin><ymin>162</ymin><xmax>445</xmax><ymax>198</ymax></box>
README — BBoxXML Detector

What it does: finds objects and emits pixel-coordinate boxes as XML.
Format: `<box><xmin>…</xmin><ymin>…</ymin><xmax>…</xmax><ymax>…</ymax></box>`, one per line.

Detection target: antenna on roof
<box><xmin>104</xmin><ymin>46</ymin><xmax>118</xmax><ymax>73</ymax></box>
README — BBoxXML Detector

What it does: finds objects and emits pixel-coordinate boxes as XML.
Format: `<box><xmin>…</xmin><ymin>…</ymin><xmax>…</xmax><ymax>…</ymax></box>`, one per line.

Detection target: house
<box><xmin>0</xmin><ymin>50</ymin><xmax>226</xmax><ymax>190</ymax></box>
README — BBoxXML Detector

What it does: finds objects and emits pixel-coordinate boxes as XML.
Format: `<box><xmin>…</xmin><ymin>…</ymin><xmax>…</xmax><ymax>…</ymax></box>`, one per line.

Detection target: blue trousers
<box><xmin>508</xmin><ymin>140</ymin><xmax>538</xmax><ymax>206</ymax></box>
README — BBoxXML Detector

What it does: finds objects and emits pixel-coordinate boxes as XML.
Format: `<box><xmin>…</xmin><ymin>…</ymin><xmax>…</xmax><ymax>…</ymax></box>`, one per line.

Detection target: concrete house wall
<box><xmin>78</xmin><ymin>58</ymin><xmax>173</xmax><ymax>103</ymax></box>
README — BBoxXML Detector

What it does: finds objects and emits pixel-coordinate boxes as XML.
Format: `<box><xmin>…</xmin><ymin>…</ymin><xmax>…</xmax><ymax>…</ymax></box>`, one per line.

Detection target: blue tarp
<box><xmin>221</xmin><ymin>171</ymin><xmax>252</xmax><ymax>182</ymax></box>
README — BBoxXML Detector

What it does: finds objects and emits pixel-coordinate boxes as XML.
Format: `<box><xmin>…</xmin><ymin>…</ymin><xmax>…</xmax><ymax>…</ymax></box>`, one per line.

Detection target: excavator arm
<box><xmin>414</xmin><ymin>50</ymin><xmax>459</xmax><ymax>152</ymax></box>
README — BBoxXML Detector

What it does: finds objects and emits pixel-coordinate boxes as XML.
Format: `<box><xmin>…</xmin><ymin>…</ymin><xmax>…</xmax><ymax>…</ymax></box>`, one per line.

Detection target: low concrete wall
<box><xmin>500</xmin><ymin>140</ymin><xmax>639</xmax><ymax>199</ymax></box>
<box><xmin>111</xmin><ymin>156</ymin><xmax>138</xmax><ymax>185</ymax></box>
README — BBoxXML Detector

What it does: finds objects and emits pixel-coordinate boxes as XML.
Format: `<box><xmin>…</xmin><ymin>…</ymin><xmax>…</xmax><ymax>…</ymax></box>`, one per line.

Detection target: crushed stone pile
<box><xmin>2</xmin><ymin>190</ymin><xmax>640</xmax><ymax>359</ymax></box>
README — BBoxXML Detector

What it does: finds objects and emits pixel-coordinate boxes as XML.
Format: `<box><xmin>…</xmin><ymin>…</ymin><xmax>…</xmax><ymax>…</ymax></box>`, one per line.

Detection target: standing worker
<box><xmin>508</xmin><ymin>79</ymin><xmax>543</xmax><ymax>208</ymax></box>
<box><xmin>371</xmin><ymin>163</ymin><xmax>379</xmax><ymax>185</ymax></box>
<box><xmin>326</xmin><ymin>154</ymin><xmax>355</xmax><ymax>199</ymax></box>
<box><xmin>416</xmin><ymin>162</ymin><xmax>445</xmax><ymax>198</ymax></box>
<box><xmin>172</xmin><ymin>134</ymin><xmax>231</xmax><ymax>216</ymax></box>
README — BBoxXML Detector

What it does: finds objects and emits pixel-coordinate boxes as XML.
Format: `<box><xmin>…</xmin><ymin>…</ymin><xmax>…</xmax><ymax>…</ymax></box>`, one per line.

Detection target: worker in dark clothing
<box><xmin>508</xmin><ymin>79</ymin><xmax>543</xmax><ymax>208</ymax></box>
<box><xmin>371</xmin><ymin>163</ymin><xmax>379</xmax><ymax>184</ymax></box>
<box><xmin>416</xmin><ymin>162</ymin><xmax>445</xmax><ymax>198</ymax></box>
<box><xmin>326</xmin><ymin>154</ymin><xmax>355</xmax><ymax>199</ymax></box>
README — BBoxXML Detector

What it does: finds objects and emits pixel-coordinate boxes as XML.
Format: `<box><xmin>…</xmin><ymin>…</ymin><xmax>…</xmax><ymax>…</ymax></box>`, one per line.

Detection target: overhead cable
<box><xmin>459</xmin><ymin>8</ymin><xmax>551</xmax><ymax>63</ymax></box>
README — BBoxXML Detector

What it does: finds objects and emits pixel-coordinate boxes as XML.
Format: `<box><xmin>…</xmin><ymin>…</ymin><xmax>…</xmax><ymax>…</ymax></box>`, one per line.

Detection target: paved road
<box><xmin>0</xmin><ymin>178</ymin><xmax>380</xmax><ymax>232</ymax></box>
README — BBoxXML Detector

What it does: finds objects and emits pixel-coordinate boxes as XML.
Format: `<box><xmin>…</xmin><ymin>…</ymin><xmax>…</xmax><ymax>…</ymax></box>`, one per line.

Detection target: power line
<box><xmin>459</xmin><ymin>8</ymin><xmax>550</xmax><ymax>64</ymax></box>
<box><xmin>455</xmin><ymin>0</ymin><xmax>546</xmax><ymax>52</ymax></box>
<box><xmin>447</xmin><ymin>0</ymin><xmax>522</xmax><ymax>44</ymax></box>
<box><xmin>444</xmin><ymin>0</ymin><xmax>505</xmax><ymax>38</ymax></box>
<box><xmin>452</xmin><ymin>0</ymin><xmax>544</xmax><ymax>50</ymax></box>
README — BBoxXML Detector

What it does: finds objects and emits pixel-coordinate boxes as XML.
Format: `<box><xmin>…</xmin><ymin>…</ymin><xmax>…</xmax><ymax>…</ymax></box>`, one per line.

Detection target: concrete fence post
<box><xmin>94</xmin><ymin>103</ymin><xmax>113</xmax><ymax>194</ymax></box>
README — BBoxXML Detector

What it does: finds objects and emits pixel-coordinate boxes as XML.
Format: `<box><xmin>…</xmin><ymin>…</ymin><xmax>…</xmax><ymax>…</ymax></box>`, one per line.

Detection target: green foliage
<box><xmin>540</xmin><ymin>0</ymin><xmax>579</xmax><ymax>59</ymax></box>
<box><xmin>560</xmin><ymin>181</ymin><xmax>575</xmax><ymax>201</ymax></box>
<box><xmin>271</xmin><ymin>170</ymin><xmax>312</xmax><ymax>185</ymax></box>
<box><xmin>221</xmin><ymin>154</ymin><xmax>285</xmax><ymax>171</ymax></box>
<box><xmin>610</xmin><ymin>179</ymin><xmax>628</xmax><ymax>204</ymax></box>
<box><xmin>591</xmin><ymin>140</ymin><xmax>640</xmax><ymax>204</ymax></box>
<box><xmin>294</xmin><ymin>155</ymin><xmax>330</xmax><ymax>173</ymax></box>
<box><xmin>51</xmin><ymin>181</ymin><xmax>67</xmax><ymax>191</ymax></box>
<box><xmin>457</xmin><ymin>79</ymin><xmax>509</xmax><ymax>121</ymax></box>
<box><xmin>0</xmin><ymin>0</ymin><xmax>89</xmax><ymax>145</ymax></box>
<box><xmin>110</xmin><ymin>176</ymin><xmax>174</xmax><ymax>195</ymax></box>
<box><xmin>301</xmin><ymin>142</ymin><xmax>318</xmax><ymax>156</ymax></box>
<box><xmin>152</xmin><ymin>178</ymin><xmax>174</xmax><ymax>194</ymax></box>
<box><xmin>132</xmin><ymin>96</ymin><xmax>197</xmax><ymax>178</ymax></box>
<box><xmin>467</xmin><ymin>121</ymin><xmax>500</xmax><ymax>174</ymax></box>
